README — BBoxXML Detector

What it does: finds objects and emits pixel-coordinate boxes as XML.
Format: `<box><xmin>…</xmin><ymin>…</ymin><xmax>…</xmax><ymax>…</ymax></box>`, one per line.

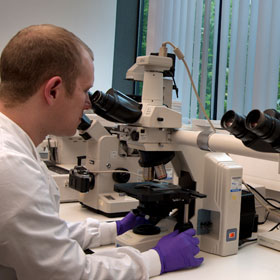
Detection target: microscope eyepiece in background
<box><xmin>245</xmin><ymin>109</ymin><xmax>280</xmax><ymax>151</ymax></box>
<box><xmin>263</xmin><ymin>108</ymin><xmax>280</xmax><ymax>120</ymax></box>
<box><xmin>220</xmin><ymin>110</ymin><xmax>256</xmax><ymax>143</ymax></box>
<box><xmin>90</xmin><ymin>88</ymin><xmax>142</xmax><ymax>124</ymax></box>
<box><xmin>221</xmin><ymin>109</ymin><xmax>280</xmax><ymax>153</ymax></box>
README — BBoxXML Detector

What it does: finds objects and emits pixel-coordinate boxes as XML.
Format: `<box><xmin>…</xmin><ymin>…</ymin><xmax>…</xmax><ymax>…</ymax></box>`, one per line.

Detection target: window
<box><xmin>112</xmin><ymin>0</ymin><xmax>149</xmax><ymax>97</ymax></box>
<box><xmin>146</xmin><ymin>0</ymin><xmax>280</xmax><ymax>122</ymax></box>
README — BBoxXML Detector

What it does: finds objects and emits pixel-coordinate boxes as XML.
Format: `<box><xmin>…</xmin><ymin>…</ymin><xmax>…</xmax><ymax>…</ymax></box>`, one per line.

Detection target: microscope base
<box><xmin>80</xmin><ymin>203</ymin><xmax>129</xmax><ymax>218</ymax></box>
<box><xmin>115</xmin><ymin>218</ymin><xmax>177</xmax><ymax>252</ymax></box>
<box><xmin>80</xmin><ymin>192</ymin><xmax>139</xmax><ymax>218</ymax></box>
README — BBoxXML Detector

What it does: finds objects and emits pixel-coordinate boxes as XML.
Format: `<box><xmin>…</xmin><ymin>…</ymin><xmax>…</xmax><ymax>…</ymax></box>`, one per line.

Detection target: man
<box><xmin>0</xmin><ymin>24</ymin><xmax>203</xmax><ymax>279</ymax></box>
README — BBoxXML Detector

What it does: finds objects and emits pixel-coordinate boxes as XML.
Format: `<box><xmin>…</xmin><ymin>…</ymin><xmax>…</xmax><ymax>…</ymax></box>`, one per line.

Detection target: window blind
<box><xmin>146</xmin><ymin>0</ymin><xmax>280</xmax><ymax>122</ymax></box>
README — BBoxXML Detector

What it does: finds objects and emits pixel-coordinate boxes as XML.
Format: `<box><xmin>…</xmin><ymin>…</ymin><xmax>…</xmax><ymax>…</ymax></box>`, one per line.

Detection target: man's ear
<box><xmin>43</xmin><ymin>76</ymin><xmax>63</xmax><ymax>105</ymax></box>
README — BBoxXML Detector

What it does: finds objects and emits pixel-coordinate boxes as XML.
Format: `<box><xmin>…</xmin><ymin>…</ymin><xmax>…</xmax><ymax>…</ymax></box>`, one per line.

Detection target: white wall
<box><xmin>230</xmin><ymin>154</ymin><xmax>280</xmax><ymax>191</ymax></box>
<box><xmin>0</xmin><ymin>0</ymin><xmax>117</xmax><ymax>92</ymax></box>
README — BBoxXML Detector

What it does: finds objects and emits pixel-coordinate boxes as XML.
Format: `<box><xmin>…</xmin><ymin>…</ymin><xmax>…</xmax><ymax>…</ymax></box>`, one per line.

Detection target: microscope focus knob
<box><xmin>112</xmin><ymin>168</ymin><xmax>130</xmax><ymax>183</ymax></box>
<box><xmin>130</xmin><ymin>130</ymin><xmax>140</xmax><ymax>141</ymax></box>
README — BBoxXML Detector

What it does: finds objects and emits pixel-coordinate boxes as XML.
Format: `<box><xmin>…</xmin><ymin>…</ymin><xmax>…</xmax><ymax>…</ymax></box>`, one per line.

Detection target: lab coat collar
<box><xmin>0</xmin><ymin>112</ymin><xmax>41</xmax><ymax>162</ymax></box>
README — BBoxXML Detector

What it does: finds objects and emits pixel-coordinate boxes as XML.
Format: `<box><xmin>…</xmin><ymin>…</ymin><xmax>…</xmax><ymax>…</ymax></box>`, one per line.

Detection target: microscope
<box><xmin>107</xmin><ymin>54</ymin><xmax>244</xmax><ymax>255</ymax></box>
<box><xmin>41</xmin><ymin>114</ymin><xmax>140</xmax><ymax>216</ymax></box>
<box><xmin>67</xmin><ymin>114</ymin><xmax>142</xmax><ymax>217</ymax></box>
<box><xmin>69</xmin><ymin>51</ymin><xmax>280</xmax><ymax>255</ymax></box>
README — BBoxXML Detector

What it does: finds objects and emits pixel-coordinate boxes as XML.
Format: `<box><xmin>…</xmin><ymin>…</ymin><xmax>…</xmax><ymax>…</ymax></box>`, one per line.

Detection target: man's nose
<box><xmin>84</xmin><ymin>93</ymin><xmax>92</xmax><ymax>110</ymax></box>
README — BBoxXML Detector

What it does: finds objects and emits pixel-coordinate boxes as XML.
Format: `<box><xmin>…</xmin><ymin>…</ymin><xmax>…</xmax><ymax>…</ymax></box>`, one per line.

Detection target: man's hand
<box><xmin>153</xmin><ymin>228</ymin><xmax>204</xmax><ymax>274</ymax></box>
<box><xmin>116</xmin><ymin>212</ymin><xmax>149</xmax><ymax>235</ymax></box>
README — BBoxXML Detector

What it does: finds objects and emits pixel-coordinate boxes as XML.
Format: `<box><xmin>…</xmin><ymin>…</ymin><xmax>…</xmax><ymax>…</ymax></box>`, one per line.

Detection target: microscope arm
<box><xmin>172</xmin><ymin>130</ymin><xmax>280</xmax><ymax>164</ymax></box>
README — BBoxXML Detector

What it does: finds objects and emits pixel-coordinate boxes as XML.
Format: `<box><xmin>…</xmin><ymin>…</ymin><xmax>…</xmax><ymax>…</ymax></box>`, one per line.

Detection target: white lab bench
<box><xmin>60</xmin><ymin>202</ymin><xmax>279</xmax><ymax>280</ymax></box>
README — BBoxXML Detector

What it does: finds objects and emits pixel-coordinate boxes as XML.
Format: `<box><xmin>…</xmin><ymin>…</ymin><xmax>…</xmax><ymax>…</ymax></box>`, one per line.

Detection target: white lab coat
<box><xmin>0</xmin><ymin>112</ymin><xmax>161</xmax><ymax>280</ymax></box>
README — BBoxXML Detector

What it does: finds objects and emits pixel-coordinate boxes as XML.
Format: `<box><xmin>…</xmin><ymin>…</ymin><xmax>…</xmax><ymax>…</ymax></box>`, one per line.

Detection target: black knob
<box><xmin>130</xmin><ymin>130</ymin><xmax>140</xmax><ymax>141</ymax></box>
<box><xmin>112</xmin><ymin>168</ymin><xmax>130</xmax><ymax>183</ymax></box>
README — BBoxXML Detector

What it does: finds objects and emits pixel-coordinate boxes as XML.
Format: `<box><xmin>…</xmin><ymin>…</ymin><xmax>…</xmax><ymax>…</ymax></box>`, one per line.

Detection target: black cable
<box><xmin>266</xmin><ymin>198</ymin><xmax>280</xmax><ymax>210</ymax></box>
<box><xmin>244</xmin><ymin>184</ymin><xmax>280</xmax><ymax>235</ymax></box>
<box><xmin>269</xmin><ymin>223</ymin><xmax>280</xmax><ymax>232</ymax></box>
<box><xmin>239</xmin><ymin>238</ymin><xmax>257</xmax><ymax>247</ymax></box>
<box><xmin>258</xmin><ymin>212</ymin><xmax>270</xmax><ymax>225</ymax></box>
<box><xmin>245</xmin><ymin>183</ymin><xmax>280</xmax><ymax>233</ymax></box>
<box><xmin>246</xmin><ymin>183</ymin><xmax>280</xmax><ymax>210</ymax></box>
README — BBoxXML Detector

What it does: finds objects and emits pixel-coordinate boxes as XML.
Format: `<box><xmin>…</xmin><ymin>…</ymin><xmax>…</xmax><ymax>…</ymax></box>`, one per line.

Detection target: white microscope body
<box><xmin>41</xmin><ymin>115</ymin><xmax>140</xmax><ymax>216</ymax></box>
<box><xmin>111</xmin><ymin>54</ymin><xmax>243</xmax><ymax>256</ymax></box>
<box><xmin>116</xmin><ymin>53</ymin><xmax>280</xmax><ymax>256</ymax></box>
<box><xmin>77</xmin><ymin>116</ymin><xmax>140</xmax><ymax>216</ymax></box>
<box><xmin>126</xmin><ymin>55</ymin><xmax>181</xmax><ymax>129</ymax></box>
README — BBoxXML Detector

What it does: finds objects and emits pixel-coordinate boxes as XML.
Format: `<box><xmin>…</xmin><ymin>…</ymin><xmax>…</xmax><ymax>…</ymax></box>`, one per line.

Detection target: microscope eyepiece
<box><xmin>245</xmin><ymin>110</ymin><xmax>264</xmax><ymax>130</ymax></box>
<box><xmin>91</xmin><ymin>90</ymin><xmax>103</xmax><ymax>104</ymax></box>
<box><xmin>245</xmin><ymin>109</ymin><xmax>280</xmax><ymax>151</ymax></box>
<box><xmin>264</xmin><ymin>108</ymin><xmax>280</xmax><ymax>120</ymax></box>
<box><xmin>91</xmin><ymin>90</ymin><xmax>115</xmax><ymax>112</ymax></box>
<box><xmin>220</xmin><ymin>110</ymin><xmax>235</xmax><ymax>129</ymax></box>
<box><xmin>221</xmin><ymin>109</ymin><xmax>280</xmax><ymax>153</ymax></box>
<box><xmin>220</xmin><ymin>110</ymin><xmax>256</xmax><ymax>142</ymax></box>
<box><xmin>90</xmin><ymin>88</ymin><xmax>142</xmax><ymax>124</ymax></box>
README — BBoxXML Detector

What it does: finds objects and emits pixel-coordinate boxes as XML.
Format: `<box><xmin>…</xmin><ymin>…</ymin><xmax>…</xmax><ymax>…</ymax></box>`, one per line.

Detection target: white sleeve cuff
<box><xmin>141</xmin><ymin>249</ymin><xmax>161</xmax><ymax>277</ymax></box>
<box><xmin>99</xmin><ymin>222</ymin><xmax>117</xmax><ymax>245</ymax></box>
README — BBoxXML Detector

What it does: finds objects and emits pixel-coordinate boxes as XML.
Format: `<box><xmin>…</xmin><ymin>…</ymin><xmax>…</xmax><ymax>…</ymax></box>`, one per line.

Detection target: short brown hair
<box><xmin>0</xmin><ymin>24</ymin><xmax>93</xmax><ymax>106</ymax></box>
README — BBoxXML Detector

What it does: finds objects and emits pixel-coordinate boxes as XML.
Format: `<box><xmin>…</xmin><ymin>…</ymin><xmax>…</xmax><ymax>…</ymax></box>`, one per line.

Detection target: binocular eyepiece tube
<box><xmin>221</xmin><ymin>110</ymin><xmax>256</xmax><ymax>143</ymax></box>
<box><xmin>221</xmin><ymin>108</ymin><xmax>280</xmax><ymax>153</ymax></box>
<box><xmin>89</xmin><ymin>88</ymin><xmax>142</xmax><ymax>124</ymax></box>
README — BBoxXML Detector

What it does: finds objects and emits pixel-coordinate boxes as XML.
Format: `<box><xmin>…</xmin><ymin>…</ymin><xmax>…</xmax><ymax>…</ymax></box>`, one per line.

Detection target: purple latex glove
<box><xmin>153</xmin><ymin>228</ymin><xmax>204</xmax><ymax>274</ymax></box>
<box><xmin>116</xmin><ymin>212</ymin><xmax>149</xmax><ymax>235</ymax></box>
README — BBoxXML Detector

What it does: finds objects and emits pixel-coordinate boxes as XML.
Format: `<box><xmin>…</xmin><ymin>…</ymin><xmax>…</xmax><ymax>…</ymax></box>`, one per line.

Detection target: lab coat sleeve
<box><xmin>66</xmin><ymin>223</ymin><xmax>161</xmax><ymax>277</ymax></box>
<box><xmin>141</xmin><ymin>249</ymin><xmax>162</xmax><ymax>277</ymax></box>
<box><xmin>66</xmin><ymin>219</ymin><xmax>117</xmax><ymax>249</ymax></box>
<box><xmin>0</xmin><ymin>154</ymin><xmax>155</xmax><ymax>280</ymax></box>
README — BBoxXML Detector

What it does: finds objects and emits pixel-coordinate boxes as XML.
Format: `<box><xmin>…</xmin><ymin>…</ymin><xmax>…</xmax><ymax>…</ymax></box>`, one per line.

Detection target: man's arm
<box><xmin>66</xmin><ymin>218</ymin><xmax>117</xmax><ymax>249</ymax></box>
<box><xmin>0</xmin><ymin>155</ymin><xmax>151</xmax><ymax>279</ymax></box>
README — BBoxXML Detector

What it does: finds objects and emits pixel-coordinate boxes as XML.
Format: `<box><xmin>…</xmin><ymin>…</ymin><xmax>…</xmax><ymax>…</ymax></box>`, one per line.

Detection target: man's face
<box><xmin>55</xmin><ymin>50</ymin><xmax>94</xmax><ymax>136</ymax></box>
